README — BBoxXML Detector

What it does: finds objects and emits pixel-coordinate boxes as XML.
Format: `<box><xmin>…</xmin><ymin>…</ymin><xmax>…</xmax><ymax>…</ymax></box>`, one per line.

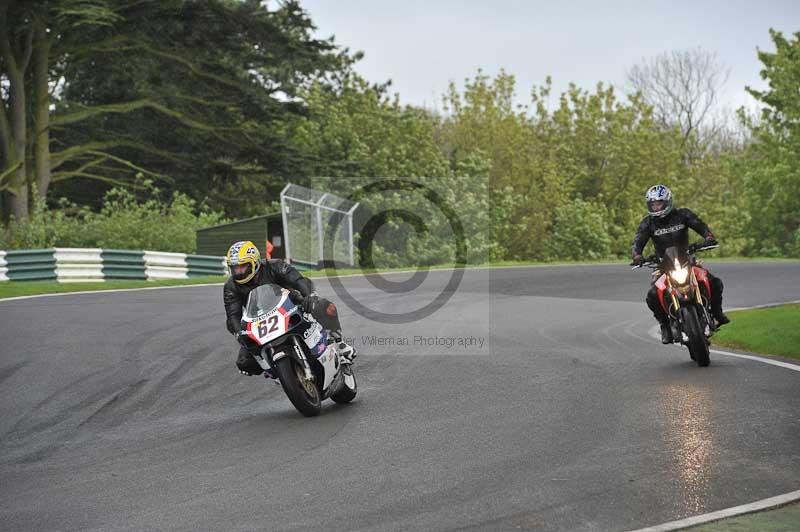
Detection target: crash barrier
<box><xmin>0</xmin><ymin>248</ymin><xmax>226</xmax><ymax>282</ymax></box>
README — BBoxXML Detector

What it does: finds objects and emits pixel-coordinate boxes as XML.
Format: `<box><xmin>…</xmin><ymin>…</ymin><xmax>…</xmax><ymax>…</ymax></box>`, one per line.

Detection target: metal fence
<box><xmin>280</xmin><ymin>184</ymin><xmax>359</xmax><ymax>267</ymax></box>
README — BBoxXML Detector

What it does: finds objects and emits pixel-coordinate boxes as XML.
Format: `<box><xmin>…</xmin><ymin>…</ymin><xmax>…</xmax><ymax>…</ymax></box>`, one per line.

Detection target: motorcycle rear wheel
<box><xmin>275</xmin><ymin>357</ymin><xmax>322</xmax><ymax>417</ymax></box>
<box><xmin>681</xmin><ymin>305</ymin><xmax>710</xmax><ymax>367</ymax></box>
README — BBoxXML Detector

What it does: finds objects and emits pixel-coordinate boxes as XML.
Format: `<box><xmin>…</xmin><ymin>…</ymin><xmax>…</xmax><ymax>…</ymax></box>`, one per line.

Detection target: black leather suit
<box><xmin>223</xmin><ymin>259</ymin><xmax>342</xmax><ymax>375</ymax></box>
<box><xmin>631</xmin><ymin>208</ymin><xmax>724</xmax><ymax>323</ymax></box>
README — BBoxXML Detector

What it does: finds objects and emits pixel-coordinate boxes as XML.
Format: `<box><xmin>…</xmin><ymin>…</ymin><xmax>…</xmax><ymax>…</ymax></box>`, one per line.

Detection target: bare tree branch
<box><xmin>51</xmin><ymin>140</ymin><xmax>184</xmax><ymax>170</ymax></box>
<box><xmin>51</xmin><ymin>170</ymin><xmax>136</xmax><ymax>187</ymax></box>
<box><xmin>62</xmin><ymin>154</ymin><xmax>108</xmax><ymax>176</ymax></box>
<box><xmin>76</xmin><ymin>35</ymin><xmax>244</xmax><ymax>91</ymax></box>
<box><xmin>52</xmin><ymin>99</ymin><xmax>240</xmax><ymax>132</ymax></box>
<box><xmin>84</xmin><ymin>149</ymin><xmax>170</xmax><ymax>180</ymax></box>
<box><xmin>626</xmin><ymin>47</ymin><xmax>730</xmax><ymax>158</ymax></box>
<box><xmin>0</xmin><ymin>160</ymin><xmax>22</xmax><ymax>186</ymax></box>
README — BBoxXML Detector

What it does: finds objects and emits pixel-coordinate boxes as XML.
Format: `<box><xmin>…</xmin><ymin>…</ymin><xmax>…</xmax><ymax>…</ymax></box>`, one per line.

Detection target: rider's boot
<box><xmin>710</xmin><ymin>279</ymin><xmax>730</xmax><ymax>326</ymax></box>
<box><xmin>660</xmin><ymin>321</ymin><xmax>673</xmax><ymax>344</ymax></box>
<box><xmin>711</xmin><ymin>305</ymin><xmax>730</xmax><ymax>326</ymax></box>
<box><xmin>330</xmin><ymin>330</ymin><xmax>357</xmax><ymax>363</ymax></box>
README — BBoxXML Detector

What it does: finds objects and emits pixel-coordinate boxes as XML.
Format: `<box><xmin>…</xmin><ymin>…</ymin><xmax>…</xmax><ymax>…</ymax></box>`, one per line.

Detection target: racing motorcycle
<box><xmin>632</xmin><ymin>242</ymin><xmax>719</xmax><ymax>367</ymax></box>
<box><xmin>240</xmin><ymin>284</ymin><xmax>357</xmax><ymax>416</ymax></box>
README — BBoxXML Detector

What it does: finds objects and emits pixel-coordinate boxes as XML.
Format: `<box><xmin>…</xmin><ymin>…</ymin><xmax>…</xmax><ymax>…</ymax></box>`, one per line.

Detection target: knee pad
<box><xmin>325</xmin><ymin>302</ymin><xmax>337</xmax><ymax>317</ymax></box>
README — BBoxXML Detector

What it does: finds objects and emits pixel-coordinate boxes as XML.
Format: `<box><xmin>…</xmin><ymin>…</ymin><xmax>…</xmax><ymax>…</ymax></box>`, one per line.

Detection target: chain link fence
<box><xmin>280</xmin><ymin>184</ymin><xmax>359</xmax><ymax>267</ymax></box>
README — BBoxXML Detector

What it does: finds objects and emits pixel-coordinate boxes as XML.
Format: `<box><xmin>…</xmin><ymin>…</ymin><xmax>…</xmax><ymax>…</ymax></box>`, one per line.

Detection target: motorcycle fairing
<box><xmin>692</xmin><ymin>265</ymin><xmax>712</xmax><ymax>302</ymax></box>
<box><xmin>654</xmin><ymin>273</ymin><xmax>670</xmax><ymax>314</ymax></box>
<box><xmin>244</xmin><ymin>290</ymin><xmax>297</xmax><ymax>345</ymax></box>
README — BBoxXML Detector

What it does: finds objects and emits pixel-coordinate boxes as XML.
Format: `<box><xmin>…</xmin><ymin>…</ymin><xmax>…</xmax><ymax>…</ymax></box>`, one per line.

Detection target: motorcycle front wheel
<box><xmin>681</xmin><ymin>305</ymin><xmax>710</xmax><ymax>367</ymax></box>
<box><xmin>275</xmin><ymin>357</ymin><xmax>322</xmax><ymax>417</ymax></box>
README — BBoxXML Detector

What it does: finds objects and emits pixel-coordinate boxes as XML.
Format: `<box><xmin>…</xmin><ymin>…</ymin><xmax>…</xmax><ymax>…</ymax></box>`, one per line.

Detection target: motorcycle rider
<box><xmin>631</xmin><ymin>185</ymin><xmax>729</xmax><ymax>344</ymax></box>
<box><xmin>223</xmin><ymin>240</ymin><xmax>356</xmax><ymax>376</ymax></box>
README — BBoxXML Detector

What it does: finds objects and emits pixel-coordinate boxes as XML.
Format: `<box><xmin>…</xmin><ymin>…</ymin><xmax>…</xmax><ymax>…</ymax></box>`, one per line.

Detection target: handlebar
<box><xmin>630</xmin><ymin>242</ymin><xmax>718</xmax><ymax>270</ymax></box>
<box><xmin>630</xmin><ymin>255</ymin><xmax>659</xmax><ymax>270</ymax></box>
<box><xmin>688</xmin><ymin>242</ymin><xmax>718</xmax><ymax>254</ymax></box>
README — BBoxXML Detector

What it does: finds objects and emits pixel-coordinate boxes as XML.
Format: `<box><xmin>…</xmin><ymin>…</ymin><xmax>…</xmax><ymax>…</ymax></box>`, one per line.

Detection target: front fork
<box><xmin>253</xmin><ymin>338</ymin><xmax>315</xmax><ymax>383</ymax></box>
<box><xmin>669</xmin><ymin>297</ymin><xmax>714</xmax><ymax>344</ymax></box>
<box><xmin>290</xmin><ymin>336</ymin><xmax>316</xmax><ymax>384</ymax></box>
<box><xmin>667</xmin><ymin>272</ymin><xmax>714</xmax><ymax>343</ymax></box>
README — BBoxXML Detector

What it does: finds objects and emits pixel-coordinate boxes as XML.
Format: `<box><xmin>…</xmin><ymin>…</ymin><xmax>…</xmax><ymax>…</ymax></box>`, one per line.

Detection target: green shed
<box><xmin>196</xmin><ymin>213</ymin><xmax>285</xmax><ymax>259</ymax></box>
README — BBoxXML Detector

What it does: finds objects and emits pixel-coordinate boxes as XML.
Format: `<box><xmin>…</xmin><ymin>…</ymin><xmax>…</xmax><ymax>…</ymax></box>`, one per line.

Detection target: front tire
<box><xmin>275</xmin><ymin>357</ymin><xmax>322</xmax><ymax>417</ymax></box>
<box><xmin>681</xmin><ymin>305</ymin><xmax>710</xmax><ymax>367</ymax></box>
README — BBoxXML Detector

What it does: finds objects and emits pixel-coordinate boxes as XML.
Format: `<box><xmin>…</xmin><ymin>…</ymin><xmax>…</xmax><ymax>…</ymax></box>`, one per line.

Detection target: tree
<box><xmin>740</xmin><ymin>30</ymin><xmax>800</xmax><ymax>256</ymax></box>
<box><xmin>626</xmin><ymin>47</ymin><xmax>730</xmax><ymax>160</ymax></box>
<box><xmin>1</xmin><ymin>0</ymin><xmax>124</xmax><ymax>220</ymax></box>
<box><xmin>439</xmin><ymin>72</ymin><xmax>686</xmax><ymax>260</ymax></box>
<box><xmin>293</xmin><ymin>74</ymin><xmax>493</xmax><ymax>266</ymax></box>
<box><xmin>1</xmin><ymin>0</ymin><xmax>349</xmax><ymax>221</ymax></box>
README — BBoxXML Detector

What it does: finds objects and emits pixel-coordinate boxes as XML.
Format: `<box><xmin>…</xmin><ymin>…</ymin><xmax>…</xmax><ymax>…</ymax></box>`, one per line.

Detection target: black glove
<box><xmin>288</xmin><ymin>289</ymin><xmax>304</xmax><ymax>305</ymax></box>
<box><xmin>631</xmin><ymin>254</ymin><xmax>645</xmax><ymax>266</ymax></box>
<box><xmin>302</xmin><ymin>292</ymin><xmax>320</xmax><ymax>314</ymax></box>
<box><xmin>704</xmin><ymin>236</ymin><xmax>718</xmax><ymax>247</ymax></box>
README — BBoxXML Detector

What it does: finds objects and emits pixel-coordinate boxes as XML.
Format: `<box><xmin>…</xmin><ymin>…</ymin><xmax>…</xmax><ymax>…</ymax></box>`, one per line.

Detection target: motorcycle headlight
<box><xmin>669</xmin><ymin>258</ymin><xmax>689</xmax><ymax>284</ymax></box>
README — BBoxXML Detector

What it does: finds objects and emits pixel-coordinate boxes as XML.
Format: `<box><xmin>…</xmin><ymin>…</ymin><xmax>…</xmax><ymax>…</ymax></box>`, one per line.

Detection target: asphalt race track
<box><xmin>1</xmin><ymin>262</ymin><xmax>798</xmax><ymax>531</ymax></box>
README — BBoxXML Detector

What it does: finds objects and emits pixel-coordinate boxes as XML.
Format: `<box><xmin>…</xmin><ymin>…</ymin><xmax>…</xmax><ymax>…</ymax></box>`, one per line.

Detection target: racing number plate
<box><xmin>253</xmin><ymin>312</ymin><xmax>285</xmax><ymax>343</ymax></box>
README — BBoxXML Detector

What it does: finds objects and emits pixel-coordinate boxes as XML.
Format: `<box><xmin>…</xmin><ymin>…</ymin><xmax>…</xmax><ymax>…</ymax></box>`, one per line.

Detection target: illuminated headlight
<box><xmin>669</xmin><ymin>258</ymin><xmax>689</xmax><ymax>284</ymax></box>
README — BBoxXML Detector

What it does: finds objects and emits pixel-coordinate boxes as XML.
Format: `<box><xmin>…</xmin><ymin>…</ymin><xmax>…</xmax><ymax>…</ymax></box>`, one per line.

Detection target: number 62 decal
<box><xmin>257</xmin><ymin>314</ymin><xmax>280</xmax><ymax>337</ymax></box>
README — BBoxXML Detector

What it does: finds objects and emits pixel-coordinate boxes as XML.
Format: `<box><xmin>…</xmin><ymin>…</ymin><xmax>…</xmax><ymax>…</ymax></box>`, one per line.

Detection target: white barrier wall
<box><xmin>0</xmin><ymin>251</ymin><xmax>7</xmax><ymax>281</ymax></box>
<box><xmin>143</xmin><ymin>251</ymin><xmax>189</xmax><ymax>280</ymax></box>
<box><xmin>53</xmin><ymin>248</ymin><xmax>104</xmax><ymax>283</ymax></box>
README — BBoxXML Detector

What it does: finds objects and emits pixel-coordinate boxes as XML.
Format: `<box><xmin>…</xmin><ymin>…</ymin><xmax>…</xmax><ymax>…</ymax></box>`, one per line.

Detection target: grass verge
<box><xmin>688</xmin><ymin>500</ymin><xmax>800</xmax><ymax>531</ymax></box>
<box><xmin>712</xmin><ymin>304</ymin><xmax>800</xmax><ymax>360</ymax></box>
<box><xmin>0</xmin><ymin>276</ymin><xmax>226</xmax><ymax>300</ymax></box>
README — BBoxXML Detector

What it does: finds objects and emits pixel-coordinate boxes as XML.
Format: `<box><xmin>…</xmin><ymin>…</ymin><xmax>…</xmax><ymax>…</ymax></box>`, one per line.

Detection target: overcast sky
<box><xmin>299</xmin><ymin>0</ymin><xmax>800</xmax><ymax>112</ymax></box>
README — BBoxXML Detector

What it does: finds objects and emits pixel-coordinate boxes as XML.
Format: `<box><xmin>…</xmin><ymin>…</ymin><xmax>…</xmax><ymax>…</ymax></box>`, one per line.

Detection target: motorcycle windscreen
<box><xmin>244</xmin><ymin>284</ymin><xmax>285</xmax><ymax>319</ymax></box>
<box><xmin>660</xmin><ymin>246</ymin><xmax>689</xmax><ymax>271</ymax></box>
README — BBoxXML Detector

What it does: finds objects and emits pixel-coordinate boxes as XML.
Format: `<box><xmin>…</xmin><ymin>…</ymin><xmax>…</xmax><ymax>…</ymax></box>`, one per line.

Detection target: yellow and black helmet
<box><xmin>226</xmin><ymin>240</ymin><xmax>261</xmax><ymax>284</ymax></box>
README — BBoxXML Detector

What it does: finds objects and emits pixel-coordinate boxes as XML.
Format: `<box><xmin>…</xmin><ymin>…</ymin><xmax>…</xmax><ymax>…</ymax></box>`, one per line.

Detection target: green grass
<box><xmin>687</xmin><ymin>501</ymin><xmax>800</xmax><ymax>531</ymax></box>
<box><xmin>0</xmin><ymin>276</ymin><xmax>226</xmax><ymax>299</ymax></box>
<box><xmin>713</xmin><ymin>304</ymin><xmax>800</xmax><ymax>360</ymax></box>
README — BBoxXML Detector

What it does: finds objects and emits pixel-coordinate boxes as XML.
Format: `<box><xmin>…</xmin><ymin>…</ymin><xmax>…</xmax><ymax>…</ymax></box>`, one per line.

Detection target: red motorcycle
<box><xmin>632</xmin><ymin>243</ymin><xmax>719</xmax><ymax>366</ymax></box>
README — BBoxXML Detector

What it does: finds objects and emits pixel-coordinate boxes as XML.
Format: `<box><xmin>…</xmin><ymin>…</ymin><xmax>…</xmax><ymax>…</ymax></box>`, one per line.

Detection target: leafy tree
<box><xmin>741</xmin><ymin>30</ymin><xmax>800</xmax><ymax>256</ymax></box>
<box><xmin>545</xmin><ymin>198</ymin><xmax>612</xmax><ymax>260</ymax></box>
<box><xmin>0</xmin><ymin>180</ymin><xmax>225</xmax><ymax>252</ymax></box>
<box><xmin>293</xmin><ymin>75</ymin><xmax>493</xmax><ymax>266</ymax></box>
<box><xmin>440</xmin><ymin>72</ymin><xmax>687</xmax><ymax>260</ymax></box>
<box><xmin>1</xmin><ymin>0</ymin><xmax>349</xmax><ymax>221</ymax></box>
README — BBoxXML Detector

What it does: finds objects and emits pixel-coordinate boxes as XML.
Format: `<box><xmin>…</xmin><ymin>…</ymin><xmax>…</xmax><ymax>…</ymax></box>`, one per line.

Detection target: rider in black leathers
<box><xmin>631</xmin><ymin>185</ymin><xmax>729</xmax><ymax>343</ymax></box>
<box><xmin>223</xmin><ymin>241</ymin><xmax>355</xmax><ymax>376</ymax></box>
